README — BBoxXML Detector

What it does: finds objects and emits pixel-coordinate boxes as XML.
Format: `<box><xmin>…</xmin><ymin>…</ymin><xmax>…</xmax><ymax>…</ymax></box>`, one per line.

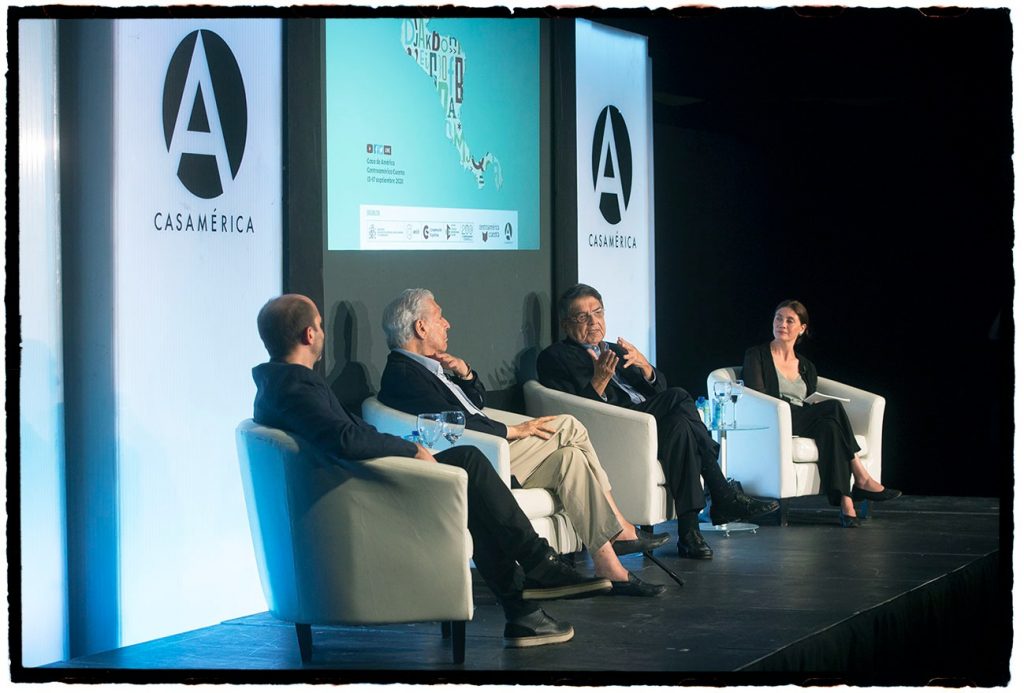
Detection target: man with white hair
<box><xmin>252</xmin><ymin>294</ymin><xmax>612</xmax><ymax>648</ymax></box>
<box><xmin>378</xmin><ymin>288</ymin><xmax>669</xmax><ymax>598</ymax></box>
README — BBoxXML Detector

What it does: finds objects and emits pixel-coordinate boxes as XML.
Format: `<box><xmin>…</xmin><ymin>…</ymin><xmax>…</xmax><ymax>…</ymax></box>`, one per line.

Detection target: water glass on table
<box><xmin>416</xmin><ymin>413</ymin><xmax>444</xmax><ymax>449</ymax></box>
<box><xmin>441</xmin><ymin>410</ymin><xmax>466</xmax><ymax>445</ymax></box>
<box><xmin>727</xmin><ymin>380</ymin><xmax>744</xmax><ymax>428</ymax></box>
<box><xmin>711</xmin><ymin>380</ymin><xmax>729</xmax><ymax>429</ymax></box>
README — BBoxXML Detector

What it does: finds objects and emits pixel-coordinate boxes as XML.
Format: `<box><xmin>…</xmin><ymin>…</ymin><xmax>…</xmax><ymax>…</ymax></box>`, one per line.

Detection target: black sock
<box><xmin>677</xmin><ymin>510</ymin><xmax>699</xmax><ymax>535</ymax></box>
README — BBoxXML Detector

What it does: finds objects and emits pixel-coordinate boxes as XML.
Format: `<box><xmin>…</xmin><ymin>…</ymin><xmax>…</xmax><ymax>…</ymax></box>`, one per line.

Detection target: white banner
<box><xmin>19</xmin><ymin>19</ymin><xmax>69</xmax><ymax>668</ymax></box>
<box><xmin>575</xmin><ymin>19</ymin><xmax>655</xmax><ymax>361</ymax></box>
<box><xmin>112</xmin><ymin>19</ymin><xmax>282</xmax><ymax>647</ymax></box>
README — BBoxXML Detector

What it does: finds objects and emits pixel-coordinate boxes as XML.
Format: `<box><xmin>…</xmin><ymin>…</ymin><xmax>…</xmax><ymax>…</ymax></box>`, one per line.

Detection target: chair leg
<box><xmin>778</xmin><ymin>499</ymin><xmax>789</xmax><ymax>527</ymax></box>
<box><xmin>295</xmin><ymin>623</ymin><xmax>312</xmax><ymax>663</ymax></box>
<box><xmin>644</xmin><ymin>551</ymin><xmax>685</xmax><ymax>586</ymax></box>
<box><xmin>441</xmin><ymin>621</ymin><xmax>452</xmax><ymax>639</ymax></box>
<box><xmin>451</xmin><ymin>621</ymin><xmax>466</xmax><ymax>664</ymax></box>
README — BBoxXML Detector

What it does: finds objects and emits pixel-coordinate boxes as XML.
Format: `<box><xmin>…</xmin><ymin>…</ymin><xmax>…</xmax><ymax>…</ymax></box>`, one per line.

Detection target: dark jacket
<box><xmin>536</xmin><ymin>338</ymin><xmax>667</xmax><ymax>409</ymax></box>
<box><xmin>378</xmin><ymin>350</ymin><xmax>509</xmax><ymax>438</ymax></box>
<box><xmin>252</xmin><ymin>361</ymin><xmax>417</xmax><ymax>461</ymax></box>
<box><xmin>741</xmin><ymin>342</ymin><xmax>818</xmax><ymax>399</ymax></box>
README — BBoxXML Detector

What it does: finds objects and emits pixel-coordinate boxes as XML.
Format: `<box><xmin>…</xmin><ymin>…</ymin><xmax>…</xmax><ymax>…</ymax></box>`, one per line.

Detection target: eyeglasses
<box><xmin>567</xmin><ymin>307</ymin><xmax>605</xmax><ymax>324</ymax></box>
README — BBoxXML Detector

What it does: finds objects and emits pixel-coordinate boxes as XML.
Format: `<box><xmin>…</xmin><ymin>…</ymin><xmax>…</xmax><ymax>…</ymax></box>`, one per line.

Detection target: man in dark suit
<box><xmin>537</xmin><ymin>284</ymin><xmax>779</xmax><ymax>560</ymax></box>
<box><xmin>377</xmin><ymin>288</ymin><xmax>668</xmax><ymax>597</ymax></box>
<box><xmin>252</xmin><ymin>294</ymin><xmax>612</xmax><ymax>649</ymax></box>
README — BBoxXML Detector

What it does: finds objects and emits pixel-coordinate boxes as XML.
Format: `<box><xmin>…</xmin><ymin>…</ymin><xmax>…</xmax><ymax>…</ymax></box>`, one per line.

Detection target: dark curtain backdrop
<box><xmin>287</xmin><ymin>9</ymin><xmax>1012</xmax><ymax>500</ymax></box>
<box><xmin>600</xmin><ymin>8</ymin><xmax>1013</xmax><ymax>499</ymax></box>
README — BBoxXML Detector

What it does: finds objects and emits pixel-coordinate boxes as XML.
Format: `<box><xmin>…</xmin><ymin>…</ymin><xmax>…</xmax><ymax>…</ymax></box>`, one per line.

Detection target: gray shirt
<box><xmin>776</xmin><ymin>367</ymin><xmax>807</xmax><ymax>406</ymax></box>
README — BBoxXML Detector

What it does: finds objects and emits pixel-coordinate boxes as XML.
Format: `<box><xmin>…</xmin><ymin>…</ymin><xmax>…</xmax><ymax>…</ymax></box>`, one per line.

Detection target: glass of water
<box><xmin>416</xmin><ymin>413</ymin><xmax>444</xmax><ymax>449</ymax></box>
<box><xmin>727</xmin><ymin>380</ymin><xmax>744</xmax><ymax>428</ymax></box>
<box><xmin>712</xmin><ymin>380</ymin><xmax>729</xmax><ymax>429</ymax></box>
<box><xmin>441</xmin><ymin>410</ymin><xmax>466</xmax><ymax>445</ymax></box>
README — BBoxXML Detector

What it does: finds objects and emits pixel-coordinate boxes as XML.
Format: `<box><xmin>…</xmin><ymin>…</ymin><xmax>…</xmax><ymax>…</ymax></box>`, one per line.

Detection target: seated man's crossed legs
<box><xmin>508</xmin><ymin>414</ymin><xmax>668</xmax><ymax>597</ymax></box>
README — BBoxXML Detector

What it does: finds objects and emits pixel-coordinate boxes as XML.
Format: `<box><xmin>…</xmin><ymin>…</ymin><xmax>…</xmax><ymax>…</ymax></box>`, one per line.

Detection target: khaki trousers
<box><xmin>509</xmin><ymin>414</ymin><xmax>622</xmax><ymax>551</ymax></box>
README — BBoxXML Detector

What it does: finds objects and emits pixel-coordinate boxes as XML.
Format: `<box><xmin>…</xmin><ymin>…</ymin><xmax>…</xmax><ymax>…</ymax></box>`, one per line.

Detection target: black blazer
<box><xmin>741</xmin><ymin>342</ymin><xmax>818</xmax><ymax>399</ymax></box>
<box><xmin>252</xmin><ymin>361</ymin><xmax>416</xmax><ymax>462</ymax></box>
<box><xmin>378</xmin><ymin>350</ymin><xmax>509</xmax><ymax>438</ymax></box>
<box><xmin>536</xmin><ymin>338</ymin><xmax>667</xmax><ymax>410</ymax></box>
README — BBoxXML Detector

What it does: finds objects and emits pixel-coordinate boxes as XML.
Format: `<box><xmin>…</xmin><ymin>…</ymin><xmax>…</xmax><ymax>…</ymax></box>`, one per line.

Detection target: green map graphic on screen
<box><xmin>326</xmin><ymin>18</ymin><xmax>540</xmax><ymax>251</ymax></box>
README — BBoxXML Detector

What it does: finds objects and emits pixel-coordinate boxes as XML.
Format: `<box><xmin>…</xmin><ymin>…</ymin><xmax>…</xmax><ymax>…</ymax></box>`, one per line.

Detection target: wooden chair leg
<box><xmin>451</xmin><ymin>621</ymin><xmax>466</xmax><ymax>664</ymax></box>
<box><xmin>441</xmin><ymin>621</ymin><xmax>452</xmax><ymax>639</ymax></box>
<box><xmin>295</xmin><ymin>623</ymin><xmax>312</xmax><ymax>663</ymax></box>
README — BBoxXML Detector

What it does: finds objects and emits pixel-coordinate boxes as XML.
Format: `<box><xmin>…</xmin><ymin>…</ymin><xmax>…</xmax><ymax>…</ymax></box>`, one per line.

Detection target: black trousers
<box><xmin>789</xmin><ymin>399</ymin><xmax>861</xmax><ymax>506</ymax></box>
<box><xmin>435</xmin><ymin>446</ymin><xmax>548</xmax><ymax>620</ymax></box>
<box><xmin>635</xmin><ymin>387</ymin><xmax>731</xmax><ymax>520</ymax></box>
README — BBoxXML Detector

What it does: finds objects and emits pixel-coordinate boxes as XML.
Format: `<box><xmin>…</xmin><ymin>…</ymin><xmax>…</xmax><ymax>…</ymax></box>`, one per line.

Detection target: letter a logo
<box><xmin>163</xmin><ymin>30</ymin><xmax>247</xmax><ymax>199</ymax></box>
<box><xmin>591</xmin><ymin>105</ymin><xmax>632</xmax><ymax>225</ymax></box>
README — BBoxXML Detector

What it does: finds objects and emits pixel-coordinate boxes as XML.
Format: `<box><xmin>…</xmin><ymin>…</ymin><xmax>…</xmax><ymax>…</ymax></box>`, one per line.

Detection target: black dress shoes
<box><xmin>523</xmin><ymin>549</ymin><xmax>612</xmax><ymax>600</ymax></box>
<box><xmin>677</xmin><ymin>528</ymin><xmax>713</xmax><ymax>560</ymax></box>
<box><xmin>710</xmin><ymin>491</ymin><xmax>780</xmax><ymax>525</ymax></box>
<box><xmin>613</xmin><ymin>528</ymin><xmax>671</xmax><ymax>556</ymax></box>
<box><xmin>850</xmin><ymin>486</ymin><xmax>902</xmax><ymax>502</ymax></box>
<box><xmin>607</xmin><ymin>571</ymin><xmax>667</xmax><ymax>597</ymax></box>
<box><xmin>504</xmin><ymin>608</ymin><xmax>575</xmax><ymax>648</ymax></box>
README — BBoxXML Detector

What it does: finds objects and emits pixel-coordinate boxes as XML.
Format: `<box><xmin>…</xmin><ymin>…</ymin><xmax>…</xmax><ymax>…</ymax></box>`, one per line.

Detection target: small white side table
<box><xmin>699</xmin><ymin>424</ymin><xmax>767</xmax><ymax>535</ymax></box>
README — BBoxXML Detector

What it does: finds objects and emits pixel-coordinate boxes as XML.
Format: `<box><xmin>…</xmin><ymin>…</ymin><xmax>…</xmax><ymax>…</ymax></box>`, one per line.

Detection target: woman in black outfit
<box><xmin>742</xmin><ymin>300</ymin><xmax>900</xmax><ymax>527</ymax></box>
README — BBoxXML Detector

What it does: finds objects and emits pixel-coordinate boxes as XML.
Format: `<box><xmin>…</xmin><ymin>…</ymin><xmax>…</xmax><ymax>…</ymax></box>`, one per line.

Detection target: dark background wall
<box><xmin>603</xmin><ymin>8</ymin><xmax>1013</xmax><ymax>499</ymax></box>
<box><xmin>289</xmin><ymin>9</ymin><xmax>1012</xmax><ymax>500</ymax></box>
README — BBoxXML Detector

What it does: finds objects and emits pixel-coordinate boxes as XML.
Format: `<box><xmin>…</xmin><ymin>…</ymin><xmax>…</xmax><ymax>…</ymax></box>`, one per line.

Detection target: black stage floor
<box><xmin>37</xmin><ymin>495</ymin><xmax>1010</xmax><ymax>686</ymax></box>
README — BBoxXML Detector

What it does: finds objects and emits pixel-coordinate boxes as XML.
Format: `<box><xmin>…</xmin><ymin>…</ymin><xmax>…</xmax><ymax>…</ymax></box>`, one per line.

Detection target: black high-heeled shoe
<box><xmin>851</xmin><ymin>486</ymin><xmax>902</xmax><ymax>502</ymax></box>
<box><xmin>839</xmin><ymin>511</ymin><xmax>860</xmax><ymax>528</ymax></box>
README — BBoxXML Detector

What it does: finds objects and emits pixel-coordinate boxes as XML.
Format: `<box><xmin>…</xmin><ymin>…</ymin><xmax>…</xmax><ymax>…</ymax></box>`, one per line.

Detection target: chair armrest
<box><xmin>255</xmin><ymin>448</ymin><xmax>473</xmax><ymax>624</ymax></box>
<box><xmin>457</xmin><ymin>427</ymin><xmax>513</xmax><ymax>486</ymax></box>
<box><xmin>736</xmin><ymin>387</ymin><xmax>792</xmax><ymax>434</ymax></box>
<box><xmin>361</xmin><ymin>396</ymin><xmax>513</xmax><ymax>486</ymax></box>
<box><xmin>726</xmin><ymin>387</ymin><xmax>795</xmax><ymax>499</ymax></box>
<box><xmin>311</xmin><ymin>456</ymin><xmax>472</xmax><ymax>623</ymax></box>
<box><xmin>815</xmin><ymin>377</ymin><xmax>884</xmax><ymax>439</ymax></box>
<box><xmin>524</xmin><ymin>380</ymin><xmax>658</xmax><ymax>455</ymax></box>
<box><xmin>483</xmin><ymin>407</ymin><xmax>531</xmax><ymax>427</ymax></box>
<box><xmin>522</xmin><ymin>380</ymin><xmax>662</xmax><ymax>522</ymax></box>
<box><xmin>361</xmin><ymin>396</ymin><xmax>420</xmax><ymax>439</ymax></box>
<box><xmin>816</xmin><ymin>377</ymin><xmax>885</xmax><ymax>477</ymax></box>
<box><xmin>472</xmin><ymin>408</ymin><xmax>528</xmax><ymax>485</ymax></box>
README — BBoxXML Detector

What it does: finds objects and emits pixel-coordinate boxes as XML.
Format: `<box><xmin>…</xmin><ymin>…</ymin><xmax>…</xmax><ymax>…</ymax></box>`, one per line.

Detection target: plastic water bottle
<box><xmin>695</xmin><ymin>396</ymin><xmax>708</xmax><ymax>427</ymax></box>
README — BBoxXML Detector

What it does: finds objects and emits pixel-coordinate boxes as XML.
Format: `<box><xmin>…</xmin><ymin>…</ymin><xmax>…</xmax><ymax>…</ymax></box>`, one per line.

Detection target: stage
<box><xmin>38</xmin><ymin>495</ymin><xmax>1008</xmax><ymax>686</ymax></box>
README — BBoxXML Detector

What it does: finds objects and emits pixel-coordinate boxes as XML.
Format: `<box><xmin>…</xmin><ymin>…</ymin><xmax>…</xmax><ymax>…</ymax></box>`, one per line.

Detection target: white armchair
<box><xmin>235</xmin><ymin>419</ymin><xmax>474</xmax><ymax>664</ymax></box>
<box><xmin>706</xmin><ymin>368</ymin><xmax>885</xmax><ymax>523</ymax></box>
<box><xmin>361</xmin><ymin>397</ymin><xmax>585</xmax><ymax>554</ymax></box>
<box><xmin>522</xmin><ymin>379</ymin><xmax>674</xmax><ymax>527</ymax></box>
